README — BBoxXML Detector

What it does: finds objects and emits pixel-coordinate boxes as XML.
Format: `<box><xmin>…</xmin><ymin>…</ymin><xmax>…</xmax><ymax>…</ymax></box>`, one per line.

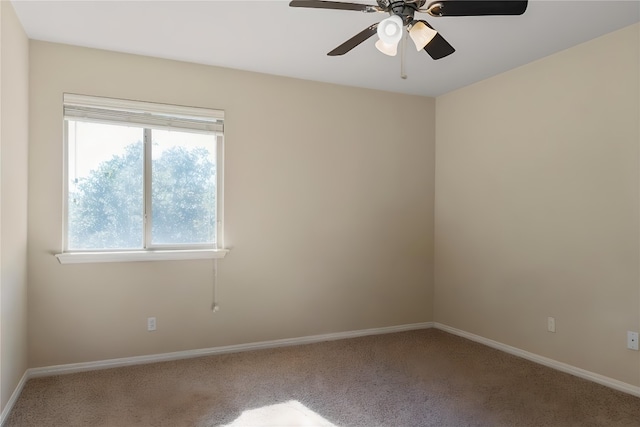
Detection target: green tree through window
<box><xmin>68</xmin><ymin>141</ymin><xmax>216</xmax><ymax>250</ymax></box>
<box><xmin>152</xmin><ymin>145</ymin><xmax>216</xmax><ymax>245</ymax></box>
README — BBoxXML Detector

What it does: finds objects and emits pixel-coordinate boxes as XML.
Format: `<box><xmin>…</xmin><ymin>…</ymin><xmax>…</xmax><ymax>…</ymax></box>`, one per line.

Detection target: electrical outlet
<box><xmin>147</xmin><ymin>317</ymin><xmax>156</xmax><ymax>332</ymax></box>
<box><xmin>627</xmin><ymin>331</ymin><xmax>639</xmax><ymax>351</ymax></box>
<box><xmin>547</xmin><ymin>317</ymin><xmax>556</xmax><ymax>333</ymax></box>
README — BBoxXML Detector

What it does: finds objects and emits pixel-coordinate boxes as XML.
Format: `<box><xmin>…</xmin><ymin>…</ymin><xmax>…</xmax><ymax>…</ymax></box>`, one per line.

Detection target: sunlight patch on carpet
<box><xmin>222</xmin><ymin>400</ymin><xmax>339</xmax><ymax>427</ymax></box>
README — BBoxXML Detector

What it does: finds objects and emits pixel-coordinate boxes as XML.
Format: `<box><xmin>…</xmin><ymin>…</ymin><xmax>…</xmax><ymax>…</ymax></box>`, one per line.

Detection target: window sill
<box><xmin>55</xmin><ymin>249</ymin><xmax>229</xmax><ymax>264</ymax></box>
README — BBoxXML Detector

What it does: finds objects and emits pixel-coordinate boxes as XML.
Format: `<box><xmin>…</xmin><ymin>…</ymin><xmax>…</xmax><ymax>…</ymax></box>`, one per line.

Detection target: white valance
<box><xmin>63</xmin><ymin>93</ymin><xmax>224</xmax><ymax>133</ymax></box>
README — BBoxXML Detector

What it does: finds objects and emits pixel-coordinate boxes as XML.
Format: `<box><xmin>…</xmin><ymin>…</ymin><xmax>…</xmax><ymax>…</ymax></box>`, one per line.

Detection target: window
<box><xmin>56</xmin><ymin>94</ymin><xmax>227</xmax><ymax>264</ymax></box>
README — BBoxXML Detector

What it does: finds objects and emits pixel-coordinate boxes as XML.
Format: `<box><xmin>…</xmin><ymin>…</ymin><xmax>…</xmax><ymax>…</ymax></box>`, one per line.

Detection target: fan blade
<box><xmin>427</xmin><ymin>1</ymin><xmax>528</xmax><ymax>17</ymax></box>
<box><xmin>328</xmin><ymin>23</ymin><xmax>378</xmax><ymax>56</ymax></box>
<box><xmin>415</xmin><ymin>20</ymin><xmax>455</xmax><ymax>60</ymax></box>
<box><xmin>425</xmin><ymin>33</ymin><xmax>455</xmax><ymax>59</ymax></box>
<box><xmin>289</xmin><ymin>0</ymin><xmax>379</xmax><ymax>12</ymax></box>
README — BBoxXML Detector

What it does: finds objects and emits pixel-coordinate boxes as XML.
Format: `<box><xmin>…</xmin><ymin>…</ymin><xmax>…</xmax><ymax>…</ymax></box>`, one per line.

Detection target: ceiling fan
<box><xmin>289</xmin><ymin>1</ymin><xmax>528</xmax><ymax>59</ymax></box>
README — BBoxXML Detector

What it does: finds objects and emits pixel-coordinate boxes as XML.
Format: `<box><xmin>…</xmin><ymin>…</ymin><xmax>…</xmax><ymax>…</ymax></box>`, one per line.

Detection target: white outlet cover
<box><xmin>147</xmin><ymin>317</ymin><xmax>157</xmax><ymax>331</ymax></box>
<box><xmin>547</xmin><ymin>317</ymin><xmax>556</xmax><ymax>333</ymax></box>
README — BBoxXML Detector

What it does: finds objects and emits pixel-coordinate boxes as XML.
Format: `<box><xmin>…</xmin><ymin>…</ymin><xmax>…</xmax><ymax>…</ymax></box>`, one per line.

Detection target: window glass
<box><xmin>67</xmin><ymin>121</ymin><xmax>144</xmax><ymax>250</ymax></box>
<box><xmin>151</xmin><ymin>129</ymin><xmax>217</xmax><ymax>246</ymax></box>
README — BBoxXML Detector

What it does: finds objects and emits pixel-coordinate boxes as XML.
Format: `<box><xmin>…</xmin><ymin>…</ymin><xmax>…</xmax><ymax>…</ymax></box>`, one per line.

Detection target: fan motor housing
<box><xmin>384</xmin><ymin>0</ymin><xmax>422</xmax><ymax>24</ymax></box>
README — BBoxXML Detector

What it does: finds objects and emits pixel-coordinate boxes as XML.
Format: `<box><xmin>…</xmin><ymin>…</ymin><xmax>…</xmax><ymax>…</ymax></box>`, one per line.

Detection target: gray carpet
<box><xmin>5</xmin><ymin>329</ymin><xmax>640</xmax><ymax>426</ymax></box>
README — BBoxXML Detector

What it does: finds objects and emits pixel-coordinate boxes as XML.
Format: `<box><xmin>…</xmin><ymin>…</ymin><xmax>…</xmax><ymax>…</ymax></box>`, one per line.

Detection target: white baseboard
<box><xmin>4</xmin><ymin>320</ymin><xmax>638</xmax><ymax>426</ymax></box>
<box><xmin>433</xmin><ymin>322</ymin><xmax>640</xmax><ymax>398</ymax></box>
<box><xmin>0</xmin><ymin>370</ymin><xmax>29</xmax><ymax>427</ymax></box>
<box><xmin>28</xmin><ymin>322</ymin><xmax>434</xmax><ymax>378</ymax></box>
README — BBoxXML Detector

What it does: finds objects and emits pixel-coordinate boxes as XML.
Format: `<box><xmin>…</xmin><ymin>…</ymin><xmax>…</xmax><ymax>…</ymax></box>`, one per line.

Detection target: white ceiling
<box><xmin>11</xmin><ymin>0</ymin><xmax>640</xmax><ymax>97</ymax></box>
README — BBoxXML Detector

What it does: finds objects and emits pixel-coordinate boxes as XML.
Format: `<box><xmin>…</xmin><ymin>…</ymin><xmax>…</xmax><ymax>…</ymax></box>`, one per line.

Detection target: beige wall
<box><xmin>28</xmin><ymin>41</ymin><xmax>436</xmax><ymax>367</ymax></box>
<box><xmin>435</xmin><ymin>24</ymin><xmax>640</xmax><ymax>386</ymax></box>
<box><xmin>0</xmin><ymin>0</ymin><xmax>29</xmax><ymax>413</ymax></box>
<box><xmin>22</xmin><ymin>13</ymin><xmax>639</xmax><ymax>394</ymax></box>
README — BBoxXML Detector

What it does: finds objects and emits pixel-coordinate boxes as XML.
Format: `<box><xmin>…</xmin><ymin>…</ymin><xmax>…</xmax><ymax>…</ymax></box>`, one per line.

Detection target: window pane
<box><xmin>67</xmin><ymin>120</ymin><xmax>144</xmax><ymax>250</ymax></box>
<box><xmin>151</xmin><ymin>130</ymin><xmax>216</xmax><ymax>246</ymax></box>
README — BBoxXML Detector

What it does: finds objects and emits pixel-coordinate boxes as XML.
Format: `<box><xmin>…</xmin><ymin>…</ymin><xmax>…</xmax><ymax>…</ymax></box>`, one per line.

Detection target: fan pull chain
<box><xmin>211</xmin><ymin>258</ymin><xmax>220</xmax><ymax>312</ymax></box>
<box><xmin>400</xmin><ymin>31</ymin><xmax>408</xmax><ymax>80</ymax></box>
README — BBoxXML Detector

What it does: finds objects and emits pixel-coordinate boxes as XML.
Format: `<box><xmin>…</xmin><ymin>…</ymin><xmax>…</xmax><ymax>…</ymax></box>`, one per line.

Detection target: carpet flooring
<box><xmin>5</xmin><ymin>329</ymin><xmax>640</xmax><ymax>426</ymax></box>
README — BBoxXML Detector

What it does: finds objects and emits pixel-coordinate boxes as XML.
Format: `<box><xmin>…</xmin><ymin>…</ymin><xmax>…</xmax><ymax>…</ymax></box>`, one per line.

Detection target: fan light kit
<box><xmin>290</xmin><ymin>0</ymin><xmax>528</xmax><ymax>61</ymax></box>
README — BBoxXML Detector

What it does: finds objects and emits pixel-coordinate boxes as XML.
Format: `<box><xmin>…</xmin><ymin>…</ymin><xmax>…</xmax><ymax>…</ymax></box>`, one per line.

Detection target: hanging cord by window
<box><xmin>400</xmin><ymin>30</ymin><xmax>408</xmax><ymax>80</ymax></box>
<box><xmin>211</xmin><ymin>258</ymin><xmax>220</xmax><ymax>312</ymax></box>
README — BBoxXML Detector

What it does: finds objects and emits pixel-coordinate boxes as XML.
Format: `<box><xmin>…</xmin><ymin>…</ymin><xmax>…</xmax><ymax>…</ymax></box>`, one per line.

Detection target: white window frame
<box><xmin>56</xmin><ymin>94</ymin><xmax>229</xmax><ymax>264</ymax></box>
